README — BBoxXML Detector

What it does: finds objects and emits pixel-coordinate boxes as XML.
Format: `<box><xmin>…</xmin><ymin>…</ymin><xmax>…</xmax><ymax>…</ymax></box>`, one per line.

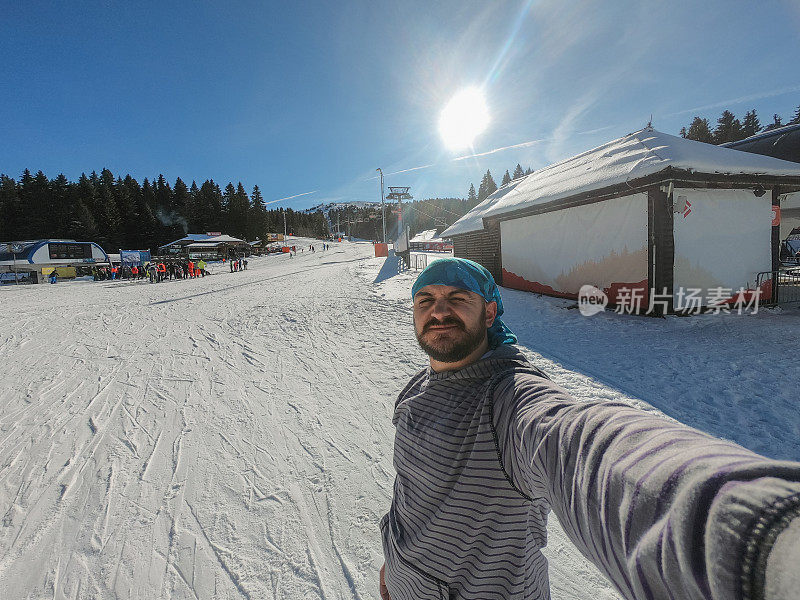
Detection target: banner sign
<box><xmin>120</xmin><ymin>250</ymin><xmax>151</xmax><ymax>266</ymax></box>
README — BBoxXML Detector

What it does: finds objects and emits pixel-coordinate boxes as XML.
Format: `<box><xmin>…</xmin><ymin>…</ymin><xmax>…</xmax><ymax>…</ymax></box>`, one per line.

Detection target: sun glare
<box><xmin>438</xmin><ymin>87</ymin><xmax>490</xmax><ymax>151</ymax></box>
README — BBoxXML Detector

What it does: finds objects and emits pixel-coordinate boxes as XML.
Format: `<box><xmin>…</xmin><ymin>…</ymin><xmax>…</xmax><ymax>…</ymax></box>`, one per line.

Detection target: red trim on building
<box><xmin>718</xmin><ymin>278</ymin><xmax>772</xmax><ymax>305</ymax></box>
<box><xmin>502</xmin><ymin>270</ymin><xmax>576</xmax><ymax>299</ymax></box>
<box><xmin>502</xmin><ymin>269</ymin><xmax>649</xmax><ymax>307</ymax></box>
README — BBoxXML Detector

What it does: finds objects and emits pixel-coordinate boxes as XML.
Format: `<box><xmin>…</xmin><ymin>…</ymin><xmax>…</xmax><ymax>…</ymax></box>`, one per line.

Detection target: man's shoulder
<box><xmin>485</xmin><ymin>345</ymin><xmax>549</xmax><ymax>382</ymax></box>
<box><xmin>490</xmin><ymin>361</ymin><xmax>567</xmax><ymax>412</ymax></box>
<box><xmin>396</xmin><ymin>368</ymin><xmax>430</xmax><ymax>404</ymax></box>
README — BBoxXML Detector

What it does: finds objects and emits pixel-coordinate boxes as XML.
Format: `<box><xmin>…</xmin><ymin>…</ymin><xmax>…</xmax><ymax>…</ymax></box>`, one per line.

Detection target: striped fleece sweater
<box><xmin>381</xmin><ymin>344</ymin><xmax>800</xmax><ymax>600</ymax></box>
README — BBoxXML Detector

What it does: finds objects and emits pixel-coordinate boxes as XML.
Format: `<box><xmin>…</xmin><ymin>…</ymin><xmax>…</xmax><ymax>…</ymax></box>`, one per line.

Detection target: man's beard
<box><xmin>415</xmin><ymin>306</ymin><xmax>487</xmax><ymax>363</ymax></box>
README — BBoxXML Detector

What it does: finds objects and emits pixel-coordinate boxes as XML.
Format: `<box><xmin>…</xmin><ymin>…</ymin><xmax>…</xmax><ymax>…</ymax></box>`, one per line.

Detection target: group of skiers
<box><xmin>227</xmin><ymin>257</ymin><xmax>248</xmax><ymax>272</ymax></box>
<box><xmin>89</xmin><ymin>259</ymin><xmax>210</xmax><ymax>283</ymax></box>
<box><xmin>140</xmin><ymin>259</ymin><xmax>209</xmax><ymax>283</ymax></box>
<box><xmin>288</xmin><ymin>243</ymin><xmax>329</xmax><ymax>259</ymax></box>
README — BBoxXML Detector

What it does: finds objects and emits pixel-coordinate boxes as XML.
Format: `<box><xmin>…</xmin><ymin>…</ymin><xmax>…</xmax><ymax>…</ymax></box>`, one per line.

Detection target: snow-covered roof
<box><xmin>722</xmin><ymin>122</ymin><xmax>800</xmax><ymax>148</ymax></box>
<box><xmin>720</xmin><ymin>123</ymin><xmax>800</xmax><ymax>165</ymax></box>
<box><xmin>410</xmin><ymin>229</ymin><xmax>447</xmax><ymax>243</ymax></box>
<box><xmin>208</xmin><ymin>234</ymin><xmax>246</xmax><ymax>244</ymax></box>
<box><xmin>159</xmin><ymin>233</ymin><xmax>214</xmax><ymax>249</ymax></box>
<box><xmin>187</xmin><ymin>242</ymin><xmax>223</xmax><ymax>248</ymax></box>
<box><xmin>160</xmin><ymin>233</ymin><xmax>246</xmax><ymax>249</ymax></box>
<box><xmin>186</xmin><ymin>235</ymin><xmax>246</xmax><ymax>248</ymax></box>
<box><xmin>443</xmin><ymin>127</ymin><xmax>800</xmax><ymax>237</ymax></box>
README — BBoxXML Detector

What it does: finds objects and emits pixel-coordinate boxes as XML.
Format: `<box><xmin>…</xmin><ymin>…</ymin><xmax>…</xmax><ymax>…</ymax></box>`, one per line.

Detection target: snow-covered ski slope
<box><xmin>1</xmin><ymin>239</ymin><xmax>797</xmax><ymax>600</ymax></box>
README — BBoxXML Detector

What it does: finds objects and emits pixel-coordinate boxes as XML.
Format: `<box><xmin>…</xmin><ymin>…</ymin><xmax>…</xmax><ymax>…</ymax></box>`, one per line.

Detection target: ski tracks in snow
<box><xmin>0</xmin><ymin>242</ymin><xmax>407</xmax><ymax>599</ymax></box>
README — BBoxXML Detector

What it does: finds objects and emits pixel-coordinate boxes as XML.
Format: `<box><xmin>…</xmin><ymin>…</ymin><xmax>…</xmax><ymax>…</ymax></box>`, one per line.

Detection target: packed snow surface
<box><xmin>443</xmin><ymin>127</ymin><xmax>800</xmax><ymax>236</ymax></box>
<box><xmin>1</xmin><ymin>240</ymin><xmax>798</xmax><ymax>599</ymax></box>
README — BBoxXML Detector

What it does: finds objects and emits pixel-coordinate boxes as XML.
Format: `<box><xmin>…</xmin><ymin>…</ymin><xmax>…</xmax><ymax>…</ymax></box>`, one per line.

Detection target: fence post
<box><xmin>771</xmin><ymin>187</ymin><xmax>781</xmax><ymax>304</ymax></box>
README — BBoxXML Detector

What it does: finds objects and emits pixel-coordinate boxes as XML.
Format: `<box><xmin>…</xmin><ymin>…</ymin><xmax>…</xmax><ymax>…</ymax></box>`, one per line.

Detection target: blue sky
<box><xmin>2</xmin><ymin>1</ymin><xmax>799</xmax><ymax>212</ymax></box>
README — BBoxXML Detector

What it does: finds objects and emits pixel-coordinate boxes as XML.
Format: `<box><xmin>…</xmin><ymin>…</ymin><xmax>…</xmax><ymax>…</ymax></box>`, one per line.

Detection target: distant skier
<box><xmin>380</xmin><ymin>257</ymin><xmax>800</xmax><ymax>600</ymax></box>
<box><xmin>49</xmin><ymin>268</ymin><xmax>57</xmax><ymax>284</ymax></box>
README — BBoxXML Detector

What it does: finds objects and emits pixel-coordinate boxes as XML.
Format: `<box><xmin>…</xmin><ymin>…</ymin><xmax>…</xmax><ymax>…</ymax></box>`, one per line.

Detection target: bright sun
<box><xmin>438</xmin><ymin>87</ymin><xmax>490</xmax><ymax>151</ymax></box>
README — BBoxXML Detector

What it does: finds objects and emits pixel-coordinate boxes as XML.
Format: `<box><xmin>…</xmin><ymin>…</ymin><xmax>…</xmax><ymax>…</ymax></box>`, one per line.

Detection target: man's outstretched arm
<box><xmin>493</xmin><ymin>373</ymin><xmax>800</xmax><ymax>600</ymax></box>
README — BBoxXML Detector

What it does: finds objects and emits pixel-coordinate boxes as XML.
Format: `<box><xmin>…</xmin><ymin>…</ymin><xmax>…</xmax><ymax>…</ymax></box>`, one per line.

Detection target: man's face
<box><xmin>413</xmin><ymin>284</ymin><xmax>496</xmax><ymax>363</ymax></box>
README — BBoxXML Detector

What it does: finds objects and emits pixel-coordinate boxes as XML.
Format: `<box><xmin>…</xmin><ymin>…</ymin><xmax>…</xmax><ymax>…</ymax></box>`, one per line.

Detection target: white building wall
<box><xmin>500</xmin><ymin>193</ymin><xmax>649</xmax><ymax>299</ymax></box>
<box><xmin>672</xmin><ymin>188</ymin><xmax>771</xmax><ymax>303</ymax></box>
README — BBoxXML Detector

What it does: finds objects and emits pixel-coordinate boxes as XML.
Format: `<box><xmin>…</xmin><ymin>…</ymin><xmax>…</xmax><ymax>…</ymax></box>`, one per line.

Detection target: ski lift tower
<box><xmin>386</xmin><ymin>186</ymin><xmax>412</xmax><ymax>240</ymax></box>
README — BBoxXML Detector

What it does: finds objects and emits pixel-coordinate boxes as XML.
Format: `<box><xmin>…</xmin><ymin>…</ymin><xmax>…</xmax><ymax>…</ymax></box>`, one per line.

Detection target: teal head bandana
<box><xmin>411</xmin><ymin>257</ymin><xmax>517</xmax><ymax>348</ymax></box>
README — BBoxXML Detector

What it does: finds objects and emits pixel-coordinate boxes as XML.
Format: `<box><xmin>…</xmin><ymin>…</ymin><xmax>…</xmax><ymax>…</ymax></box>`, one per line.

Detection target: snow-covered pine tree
<box><xmin>513</xmin><ymin>164</ymin><xmax>524</xmax><ymax>179</ymax></box>
<box><xmin>501</xmin><ymin>170</ymin><xmax>511</xmax><ymax>186</ymax></box>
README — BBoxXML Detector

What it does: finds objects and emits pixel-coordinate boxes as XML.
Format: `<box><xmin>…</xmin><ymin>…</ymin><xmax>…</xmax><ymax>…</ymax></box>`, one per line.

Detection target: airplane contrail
<box><xmin>453</xmin><ymin>138</ymin><xmax>545</xmax><ymax>161</ymax></box>
<box><xmin>363</xmin><ymin>164</ymin><xmax>436</xmax><ymax>182</ymax></box>
<box><xmin>264</xmin><ymin>190</ymin><xmax>318</xmax><ymax>206</ymax></box>
<box><xmin>387</xmin><ymin>164</ymin><xmax>435</xmax><ymax>176</ymax></box>
<box><xmin>664</xmin><ymin>85</ymin><xmax>800</xmax><ymax>118</ymax></box>
<box><xmin>371</xmin><ymin>138</ymin><xmax>546</xmax><ymax>179</ymax></box>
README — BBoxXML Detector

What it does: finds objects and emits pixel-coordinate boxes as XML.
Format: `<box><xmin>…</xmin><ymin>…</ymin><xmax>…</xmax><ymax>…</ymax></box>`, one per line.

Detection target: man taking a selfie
<box><xmin>380</xmin><ymin>257</ymin><xmax>799</xmax><ymax>600</ymax></box>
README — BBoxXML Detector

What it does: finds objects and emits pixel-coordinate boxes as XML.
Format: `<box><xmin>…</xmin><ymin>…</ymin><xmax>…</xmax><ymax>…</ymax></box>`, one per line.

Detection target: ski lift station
<box><xmin>158</xmin><ymin>233</ymin><xmax>250</xmax><ymax>260</ymax></box>
<box><xmin>0</xmin><ymin>239</ymin><xmax>111</xmax><ymax>283</ymax></box>
<box><xmin>442</xmin><ymin>128</ymin><xmax>800</xmax><ymax>313</ymax></box>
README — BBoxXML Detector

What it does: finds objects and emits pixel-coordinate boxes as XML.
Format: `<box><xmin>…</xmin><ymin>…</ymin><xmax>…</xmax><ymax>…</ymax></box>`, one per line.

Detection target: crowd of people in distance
<box><xmin>44</xmin><ymin>240</ymin><xmax>334</xmax><ymax>285</ymax></box>
<box><xmin>91</xmin><ymin>257</ymin><xmax>222</xmax><ymax>283</ymax></box>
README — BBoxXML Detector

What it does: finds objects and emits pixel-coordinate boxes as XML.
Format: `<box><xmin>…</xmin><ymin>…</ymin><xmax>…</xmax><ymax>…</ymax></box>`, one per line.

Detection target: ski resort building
<box><xmin>159</xmin><ymin>233</ymin><xmax>250</xmax><ymax>259</ymax></box>
<box><xmin>409</xmin><ymin>229</ymin><xmax>453</xmax><ymax>252</ymax></box>
<box><xmin>0</xmin><ymin>239</ymin><xmax>111</xmax><ymax>283</ymax></box>
<box><xmin>721</xmin><ymin>123</ymin><xmax>800</xmax><ymax>164</ymax></box>
<box><xmin>442</xmin><ymin>128</ymin><xmax>800</xmax><ymax>313</ymax></box>
<box><xmin>722</xmin><ymin>123</ymin><xmax>800</xmax><ymax>241</ymax></box>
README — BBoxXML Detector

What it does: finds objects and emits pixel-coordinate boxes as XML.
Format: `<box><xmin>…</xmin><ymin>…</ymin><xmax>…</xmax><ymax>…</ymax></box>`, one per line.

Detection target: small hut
<box><xmin>442</xmin><ymin>128</ymin><xmax>800</xmax><ymax>312</ymax></box>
